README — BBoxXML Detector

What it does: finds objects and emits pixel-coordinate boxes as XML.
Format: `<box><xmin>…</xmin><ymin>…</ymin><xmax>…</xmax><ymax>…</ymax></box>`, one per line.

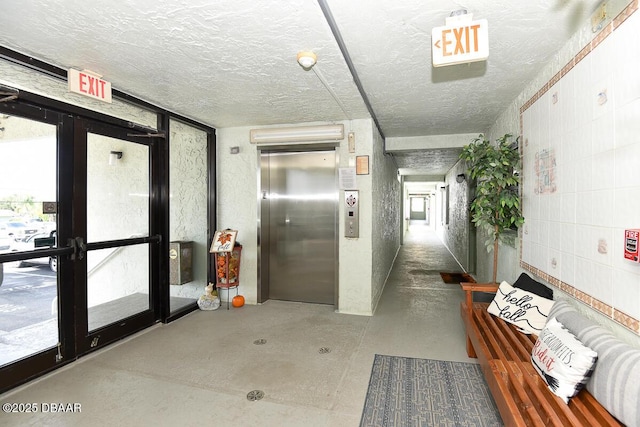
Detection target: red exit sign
<box><xmin>432</xmin><ymin>17</ymin><xmax>489</xmax><ymax>67</ymax></box>
<box><xmin>68</xmin><ymin>68</ymin><xmax>112</xmax><ymax>103</ymax></box>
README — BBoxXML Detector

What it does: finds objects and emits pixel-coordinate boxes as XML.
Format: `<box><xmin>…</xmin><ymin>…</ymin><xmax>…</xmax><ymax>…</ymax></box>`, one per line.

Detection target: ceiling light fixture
<box><xmin>297</xmin><ymin>51</ymin><xmax>317</xmax><ymax>69</ymax></box>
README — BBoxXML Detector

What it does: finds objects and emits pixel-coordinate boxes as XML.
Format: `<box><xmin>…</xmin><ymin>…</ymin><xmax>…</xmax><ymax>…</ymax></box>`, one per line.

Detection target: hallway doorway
<box><xmin>259</xmin><ymin>150</ymin><xmax>338</xmax><ymax>305</ymax></box>
<box><xmin>409</xmin><ymin>196</ymin><xmax>429</xmax><ymax>223</ymax></box>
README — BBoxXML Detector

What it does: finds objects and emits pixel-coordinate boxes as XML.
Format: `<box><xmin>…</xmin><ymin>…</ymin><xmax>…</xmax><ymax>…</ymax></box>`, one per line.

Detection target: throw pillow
<box><xmin>530</xmin><ymin>318</ymin><xmax>598</xmax><ymax>403</ymax></box>
<box><xmin>513</xmin><ymin>272</ymin><xmax>553</xmax><ymax>299</ymax></box>
<box><xmin>487</xmin><ymin>281</ymin><xmax>554</xmax><ymax>334</ymax></box>
<box><xmin>550</xmin><ymin>304</ymin><xmax>640</xmax><ymax>426</ymax></box>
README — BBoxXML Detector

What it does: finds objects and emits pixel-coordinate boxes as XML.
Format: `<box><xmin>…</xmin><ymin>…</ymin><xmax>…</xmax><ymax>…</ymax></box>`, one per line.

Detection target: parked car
<box><xmin>0</xmin><ymin>227</ymin><xmax>10</xmax><ymax>253</ymax></box>
<box><xmin>2</xmin><ymin>221</ymin><xmax>39</xmax><ymax>242</ymax></box>
<box><xmin>12</xmin><ymin>230</ymin><xmax>57</xmax><ymax>272</ymax></box>
<box><xmin>25</xmin><ymin>218</ymin><xmax>56</xmax><ymax>233</ymax></box>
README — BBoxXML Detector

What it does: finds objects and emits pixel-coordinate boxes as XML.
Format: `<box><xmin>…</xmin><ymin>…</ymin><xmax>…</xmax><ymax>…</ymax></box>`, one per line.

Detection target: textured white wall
<box><xmin>371</xmin><ymin>124</ymin><xmax>401</xmax><ymax>310</ymax></box>
<box><xmin>0</xmin><ymin>59</ymin><xmax>156</xmax><ymax>128</ymax></box>
<box><xmin>441</xmin><ymin>160</ymin><xmax>470</xmax><ymax>271</ymax></box>
<box><xmin>169</xmin><ymin>119</ymin><xmax>209</xmax><ymax>300</ymax></box>
<box><xmin>338</xmin><ymin>120</ymin><xmax>374</xmax><ymax>315</ymax></box>
<box><xmin>216</xmin><ymin>126</ymin><xmax>261</xmax><ymax>305</ymax></box>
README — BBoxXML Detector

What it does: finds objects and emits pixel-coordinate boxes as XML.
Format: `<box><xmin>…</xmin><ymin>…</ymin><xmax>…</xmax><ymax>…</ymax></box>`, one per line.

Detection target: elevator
<box><xmin>259</xmin><ymin>149</ymin><xmax>338</xmax><ymax>305</ymax></box>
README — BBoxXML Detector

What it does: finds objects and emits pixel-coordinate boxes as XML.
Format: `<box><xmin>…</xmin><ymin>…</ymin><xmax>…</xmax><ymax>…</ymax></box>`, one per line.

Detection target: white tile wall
<box><xmin>615</xmin><ymin>142</ymin><xmax>640</xmax><ymax>188</ymax></box>
<box><xmin>548</xmin><ymin>221</ymin><xmax>563</xmax><ymax>251</ymax></box>
<box><xmin>592</xmin><ymin>262</ymin><xmax>613</xmax><ymax>303</ymax></box>
<box><xmin>613</xmin><ymin>12</ymin><xmax>640</xmax><ymax>108</ymax></box>
<box><xmin>591</xmin><ymin>189</ymin><xmax>615</xmax><ymax>228</ymax></box>
<box><xmin>614</xmin><ymin>98</ymin><xmax>640</xmax><ymax>149</ymax></box>
<box><xmin>561</xmin><ymin>223</ymin><xmax>576</xmax><ymax>255</ymax></box>
<box><xmin>613</xmin><ymin>268</ymin><xmax>640</xmax><ymax>316</ymax></box>
<box><xmin>560</xmin><ymin>252</ymin><xmax>576</xmax><ymax>285</ymax></box>
<box><xmin>614</xmin><ymin>187</ymin><xmax>640</xmax><ymax>229</ymax></box>
<box><xmin>591</xmin><ymin>112</ymin><xmax>616</xmax><ymax>155</ymax></box>
<box><xmin>521</xmin><ymin>7</ymin><xmax>640</xmax><ymax>332</ymax></box>
<box><xmin>591</xmin><ymin>150</ymin><xmax>615</xmax><ymax>191</ymax></box>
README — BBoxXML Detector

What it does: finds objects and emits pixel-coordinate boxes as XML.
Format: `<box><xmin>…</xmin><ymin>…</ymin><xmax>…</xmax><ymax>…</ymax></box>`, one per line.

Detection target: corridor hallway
<box><xmin>0</xmin><ymin>226</ymin><xmax>476</xmax><ymax>426</ymax></box>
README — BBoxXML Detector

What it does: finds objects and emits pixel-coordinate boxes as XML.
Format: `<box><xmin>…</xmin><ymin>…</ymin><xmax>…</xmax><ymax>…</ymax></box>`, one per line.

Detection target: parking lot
<box><xmin>0</xmin><ymin>262</ymin><xmax>57</xmax><ymax>332</ymax></box>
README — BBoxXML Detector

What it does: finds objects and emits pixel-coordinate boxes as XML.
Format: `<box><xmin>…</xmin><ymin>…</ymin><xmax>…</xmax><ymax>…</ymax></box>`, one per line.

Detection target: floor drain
<box><xmin>246</xmin><ymin>390</ymin><xmax>264</xmax><ymax>401</ymax></box>
<box><xmin>253</xmin><ymin>339</ymin><xmax>267</xmax><ymax>345</ymax></box>
<box><xmin>319</xmin><ymin>347</ymin><xmax>331</xmax><ymax>354</ymax></box>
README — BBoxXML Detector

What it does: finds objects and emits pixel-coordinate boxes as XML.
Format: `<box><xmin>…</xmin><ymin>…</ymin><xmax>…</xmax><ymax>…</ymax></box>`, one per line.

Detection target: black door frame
<box><xmin>72</xmin><ymin>118</ymin><xmax>162</xmax><ymax>355</ymax></box>
<box><xmin>0</xmin><ymin>95</ymin><xmax>76</xmax><ymax>391</ymax></box>
<box><xmin>0</xmin><ymin>52</ymin><xmax>216</xmax><ymax>392</ymax></box>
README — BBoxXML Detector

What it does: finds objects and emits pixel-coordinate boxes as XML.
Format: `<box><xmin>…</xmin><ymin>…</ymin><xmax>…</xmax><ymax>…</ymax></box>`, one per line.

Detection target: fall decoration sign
<box><xmin>210</xmin><ymin>229</ymin><xmax>238</xmax><ymax>253</ymax></box>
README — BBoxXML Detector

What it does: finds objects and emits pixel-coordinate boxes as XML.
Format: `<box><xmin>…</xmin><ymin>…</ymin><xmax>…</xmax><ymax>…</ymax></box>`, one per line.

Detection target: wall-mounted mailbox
<box><xmin>169</xmin><ymin>241</ymin><xmax>193</xmax><ymax>285</ymax></box>
<box><xmin>345</xmin><ymin>190</ymin><xmax>359</xmax><ymax>238</ymax></box>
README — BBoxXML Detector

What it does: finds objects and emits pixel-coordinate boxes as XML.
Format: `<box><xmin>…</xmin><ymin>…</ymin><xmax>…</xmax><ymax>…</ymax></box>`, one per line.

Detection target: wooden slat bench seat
<box><xmin>460</xmin><ymin>282</ymin><xmax>622</xmax><ymax>427</ymax></box>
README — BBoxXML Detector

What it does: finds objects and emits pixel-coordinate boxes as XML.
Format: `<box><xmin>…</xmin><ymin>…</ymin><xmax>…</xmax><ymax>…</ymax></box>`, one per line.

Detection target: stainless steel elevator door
<box><xmin>261</xmin><ymin>150</ymin><xmax>337</xmax><ymax>305</ymax></box>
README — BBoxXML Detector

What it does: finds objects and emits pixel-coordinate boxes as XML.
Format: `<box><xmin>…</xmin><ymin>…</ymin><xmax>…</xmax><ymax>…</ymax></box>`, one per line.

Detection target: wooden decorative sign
<box><xmin>210</xmin><ymin>229</ymin><xmax>238</xmax><ymax>253</ymax></box>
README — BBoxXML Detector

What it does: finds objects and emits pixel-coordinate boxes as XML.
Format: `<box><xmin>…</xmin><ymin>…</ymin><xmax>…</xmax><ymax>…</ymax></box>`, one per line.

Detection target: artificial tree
<box><xmin>460</xmin><ymin>134</ymin><xmax>524</xmax><ymax>284</ymax></box>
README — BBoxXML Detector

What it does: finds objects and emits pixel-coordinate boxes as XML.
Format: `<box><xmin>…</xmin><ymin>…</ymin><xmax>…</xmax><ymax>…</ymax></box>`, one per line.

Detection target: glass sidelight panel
<box><xmin>86</xmin><ymin>133</ymin><xmax>150</xmax><ymax>331</ymax></box>
<box><xmin>168</xmin><ymin>120</ymin><xmax>208</xmax><ymax>314</ymax></box>
<box><xmin>0</xmin><ymin>114</ymin><xmax>59</xmax><ymax>366</ymax></box>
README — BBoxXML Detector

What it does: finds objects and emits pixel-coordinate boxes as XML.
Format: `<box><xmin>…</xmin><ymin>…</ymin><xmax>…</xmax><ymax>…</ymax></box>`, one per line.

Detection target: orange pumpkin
<box><xmin>232</xmin><ymin>295</ymin><xmax>245</xmax><ymax>308</ymax></box>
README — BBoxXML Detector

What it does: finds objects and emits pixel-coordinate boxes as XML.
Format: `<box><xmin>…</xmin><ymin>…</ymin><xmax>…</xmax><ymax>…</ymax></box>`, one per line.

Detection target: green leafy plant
<box><xmin>460</xmin><ymin>134</ymin><xmax>524</xmax><ymax>284</ymax></box>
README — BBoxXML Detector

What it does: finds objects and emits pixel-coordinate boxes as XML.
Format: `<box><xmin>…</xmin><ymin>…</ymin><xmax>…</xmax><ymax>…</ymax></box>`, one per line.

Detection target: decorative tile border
<box><xmin>521</xmin><ymin>261</ymin><xmax>640</xmax><ymax>334</ymax></box>
<box><xmin>614</xmin><ymin>0</ymin><xmax>638</xmax><ymax>29</ymax></box>
<box><xmin>518</xmin><ymin>1</ymin><xmax>640</xmax><ymax>336</ymax></box>
<box><xmin>521</xmin><ymin>0</ymin><xmax>638</xmax><ymax>115</ymax></box>
<box><xmin>614</xmin><ymin>310</ymin><xmax>640</xmax><ymax>332</ymax></box>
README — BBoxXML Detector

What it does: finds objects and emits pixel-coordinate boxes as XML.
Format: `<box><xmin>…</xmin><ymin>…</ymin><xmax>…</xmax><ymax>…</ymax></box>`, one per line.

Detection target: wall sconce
<box><xmin>456</xmin><ymin>173</ymin><xmax>466</xmax><ymax>183</ymax></box>
<box><xmin>109</xmin><ymin>150</ymin><xmax>123</xmax><ymax>165</ymax></box>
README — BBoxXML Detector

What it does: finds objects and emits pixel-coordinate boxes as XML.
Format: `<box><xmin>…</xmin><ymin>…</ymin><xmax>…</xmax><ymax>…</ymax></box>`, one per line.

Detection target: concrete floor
<box><xmin>0</xmin><ymin>225</ymin><xmax>476</xmax><ymax>426</ymax></box>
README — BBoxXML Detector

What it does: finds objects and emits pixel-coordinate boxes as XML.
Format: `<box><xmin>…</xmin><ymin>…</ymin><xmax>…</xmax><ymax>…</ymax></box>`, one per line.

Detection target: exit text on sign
<box><xmin>432</xmin><ymin>19</ymin><xmax>489</xmax><ymax>67</ymax></box>
<box><xmin>68</xmin><ymin>68</ymin><xmax>112</xmax><ymax>103</ymax></box>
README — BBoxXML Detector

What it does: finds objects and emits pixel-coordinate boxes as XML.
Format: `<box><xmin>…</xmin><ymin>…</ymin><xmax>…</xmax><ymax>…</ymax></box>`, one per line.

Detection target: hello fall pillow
<box><xmin>487</xmin><ymin>281</ymin><xmax>554</xmax><ymax>335</ymax></box>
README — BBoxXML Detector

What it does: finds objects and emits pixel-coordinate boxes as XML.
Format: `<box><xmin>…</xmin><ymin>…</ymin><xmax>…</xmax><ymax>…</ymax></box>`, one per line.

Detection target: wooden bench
<box><xmin>460</xmin><ymin>282</ymin><xmax>622</xmax><ymax>427</ymax></box>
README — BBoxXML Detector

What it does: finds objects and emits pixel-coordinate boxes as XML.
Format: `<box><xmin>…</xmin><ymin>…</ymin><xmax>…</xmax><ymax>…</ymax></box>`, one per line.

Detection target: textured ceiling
<box><xmin>394</xmin><ymin>148</ymin><xmax>464</xmax><ymax>176</ymax></box>
<box><xmin>0</xmin><ymin>0</ymin><xmax>600</xmax><ymax>177</ymax></box>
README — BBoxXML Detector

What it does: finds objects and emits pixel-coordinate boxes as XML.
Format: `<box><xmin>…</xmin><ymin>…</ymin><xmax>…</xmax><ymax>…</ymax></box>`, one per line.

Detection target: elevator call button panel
<box><xmin>345</xmin><ymin>190</ymin><xmax>359</xmax><ymax>238</ymax></box>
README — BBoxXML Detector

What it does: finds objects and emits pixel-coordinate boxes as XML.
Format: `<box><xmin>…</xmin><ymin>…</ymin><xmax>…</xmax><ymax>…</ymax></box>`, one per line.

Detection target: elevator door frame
<box><xmin>257</xmin><ymin>146</ymin><xmax>339</xmax><ymax>307</ymax></box>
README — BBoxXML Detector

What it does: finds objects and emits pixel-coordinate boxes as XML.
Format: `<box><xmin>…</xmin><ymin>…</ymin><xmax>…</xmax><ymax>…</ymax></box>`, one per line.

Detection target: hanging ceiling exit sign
<box><xmin>68</xmin><ymin>68</ymin><xmax>112</xmax><ymax>103</ymax></box>
<box><xmin>432</xmin><ymin>15</ymin><xmax>489</xmax><ymax>67</ymax></box>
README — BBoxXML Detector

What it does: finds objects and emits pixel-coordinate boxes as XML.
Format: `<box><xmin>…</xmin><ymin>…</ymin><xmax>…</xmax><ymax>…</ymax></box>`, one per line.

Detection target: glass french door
<box><xmin>0</xmin><ymin>105</ymin><xmax>161</xmax><ymax>392</ymax></box>
<box><xmin>0</xmin><ymin>102</ymin><xmax>73</xmax><ymax>390</ymax></box>
<box><xmin>73</xmin><ymin>119</ymin><xmax>160</xmax><ymax>354</ymax></box>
